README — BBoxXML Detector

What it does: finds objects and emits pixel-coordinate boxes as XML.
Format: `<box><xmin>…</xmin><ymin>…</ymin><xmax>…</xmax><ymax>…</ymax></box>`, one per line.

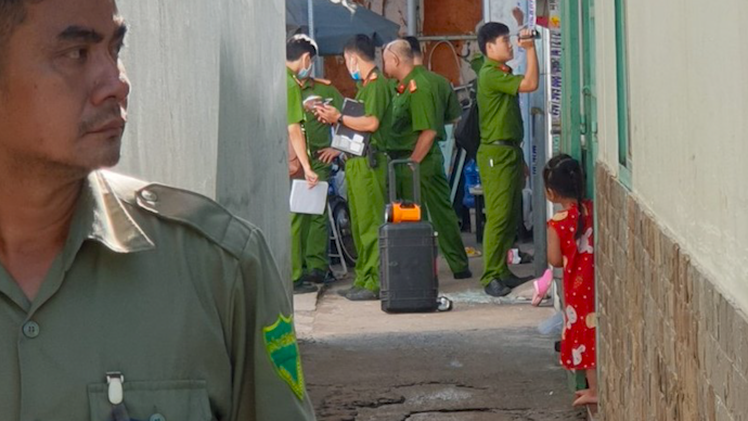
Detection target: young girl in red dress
<box><xmin>542</xmin><ymin>154</ymin><xmax>597</xmax><ymax>407</ymax></box>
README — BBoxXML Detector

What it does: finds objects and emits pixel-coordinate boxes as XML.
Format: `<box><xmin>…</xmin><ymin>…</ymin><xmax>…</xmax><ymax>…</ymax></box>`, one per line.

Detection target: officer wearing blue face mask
<box><xmin>286</xmin><ymin>35</ymin><xmax>320</xmax><ymax>188</ymax></box>
<box><xmin>314</xmin><ymin>34</ymin><xmax>393</xmax><ymax>301</ymax></box>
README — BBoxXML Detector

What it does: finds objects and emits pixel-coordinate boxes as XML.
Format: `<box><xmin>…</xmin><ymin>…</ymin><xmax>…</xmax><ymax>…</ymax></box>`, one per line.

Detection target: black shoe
<box><xmin>484</xmin><ymin>279</ymin><xmax>512</xmax><ymax>297</ymax></box>
<box><xmin>453</xmin><ymin>269</ymin><xmax>473</xmax><ymax>280</ymax></box>
<box><xmin>501</xmin><ymin>274</ymin><xmax>533</xmax><ymax>289</ymax></box>
<box><xmin>293</xmin><ymin>280</ymin><xmax>318</xmax><ymax>295</ymax></box>
<box><xmin>345</xmin><ymin>288</ymin><xmax>379</xmax><ymax>301</ymax></box>
<box><xmin>303</xmin><ymin>269</ymin><xmax>326</xmax><ymax>284</ymax></box>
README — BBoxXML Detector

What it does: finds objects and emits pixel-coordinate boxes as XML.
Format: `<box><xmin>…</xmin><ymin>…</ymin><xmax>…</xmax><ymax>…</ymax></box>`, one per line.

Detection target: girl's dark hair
<box><xmin>543</xmin><ymin>154</ymin><xmax>586</xmax><ymax>239</ymax></box>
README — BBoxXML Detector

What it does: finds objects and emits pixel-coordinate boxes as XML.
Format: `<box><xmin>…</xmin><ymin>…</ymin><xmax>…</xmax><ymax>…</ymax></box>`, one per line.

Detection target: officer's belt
<box><xmin>386</xmin><ymin>150</ymin><xmax>411</xmax><ymax>159</ymax></box>
<box><xmin>487</xmin><ymin>140</ymin><xmax>522</xmax><ymax>148</ymax></box>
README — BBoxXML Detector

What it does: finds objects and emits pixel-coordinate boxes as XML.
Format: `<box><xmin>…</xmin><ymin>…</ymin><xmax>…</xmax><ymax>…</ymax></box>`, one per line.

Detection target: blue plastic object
<box><xmin>462</xmin><ymin>159</ymin><xmax>481</xmax><ymax>208</ymax></box>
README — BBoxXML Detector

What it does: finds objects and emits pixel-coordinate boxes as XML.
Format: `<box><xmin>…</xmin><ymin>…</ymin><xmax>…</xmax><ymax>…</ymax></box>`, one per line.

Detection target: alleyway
<box><xmin>295</xmin><ymin>235</ymin><xmax>587</xmax><ymax>421</ymax></box>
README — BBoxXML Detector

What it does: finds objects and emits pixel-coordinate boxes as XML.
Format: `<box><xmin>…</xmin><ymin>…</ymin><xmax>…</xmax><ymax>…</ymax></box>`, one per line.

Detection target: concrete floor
<box><xmin>295</xmin><ymin>234</ymin><xmax>586</xmax><ymax>421</ymax></box>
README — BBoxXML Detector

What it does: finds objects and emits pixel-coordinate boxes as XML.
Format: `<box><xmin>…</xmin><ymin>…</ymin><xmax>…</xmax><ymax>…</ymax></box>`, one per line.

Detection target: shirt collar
<box><xmin>286</xmin><ymin>66</ymin><xmax>302</xmax><ymax>85</ymax></box>
<box><xmin>73</xmin><ymin>171</ymin><xmax>155</xmax><ymax>256</ymax></box>
<box><xmin>397</xmin><ymin>67</ymin><xmax>420</xmax><ymax>94</ymax></box>
<box><xmin>299</xmin><ymin>77</ymin><xmax>313</xmax><ymax>89</ymax></box>
<box><xmin>484</xmin><ymin>58</ymin><xmax>513</xmax><ymax>74</ymax></box>
<box><xmin>362</xmin><ymin>67</ymin><xmax>379</xmax><ymax>87</ymax></box>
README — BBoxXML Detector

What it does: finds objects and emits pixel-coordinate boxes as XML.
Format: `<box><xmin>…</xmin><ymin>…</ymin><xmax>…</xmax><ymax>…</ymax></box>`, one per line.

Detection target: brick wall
<box><xmin>596</xmin><ymin>165</ymin><xmax>748</xmax><ymax>421</ymax></box>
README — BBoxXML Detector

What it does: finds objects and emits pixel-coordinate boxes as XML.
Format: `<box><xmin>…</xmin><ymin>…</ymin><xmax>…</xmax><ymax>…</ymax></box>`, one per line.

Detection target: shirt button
<box><xmin>149</xmin><ymin>414</ymin><xmax>166</xmax><ymax>421</ymax></box>
<box><xmin>22</xmin><ymin>321</ymin><xmax>40</xmax><ymax>338</ymax></box>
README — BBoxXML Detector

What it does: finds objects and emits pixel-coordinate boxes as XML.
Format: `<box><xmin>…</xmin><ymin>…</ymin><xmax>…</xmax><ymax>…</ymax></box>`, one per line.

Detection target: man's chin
<box><xmin>79</xmin><ymin>138</ymin><xmax>123</xmax><ymax>171</ymax></box>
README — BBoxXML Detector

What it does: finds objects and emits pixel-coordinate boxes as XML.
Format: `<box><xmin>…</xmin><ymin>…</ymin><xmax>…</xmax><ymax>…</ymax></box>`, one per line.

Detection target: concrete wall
<box><xmin>115</xmin><ymin>0</ymin><xmax>292</xmax><ymax>278</ymax></box>
<box><xmin>595</xmin><ymin>0</ymin><xmax>748</xmax><ymax>315</ymax></box>
<box><xmin>594</xmin><ymin>1</ymin><xmax>748</xmax><ymax>418</ymax></box>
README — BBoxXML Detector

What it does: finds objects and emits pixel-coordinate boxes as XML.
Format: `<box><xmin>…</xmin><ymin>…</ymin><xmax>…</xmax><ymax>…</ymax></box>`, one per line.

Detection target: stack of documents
<box><xmin>289</xmin><ymin>180</ymin><xmax>329</xmax><ymax>215</ymax></box>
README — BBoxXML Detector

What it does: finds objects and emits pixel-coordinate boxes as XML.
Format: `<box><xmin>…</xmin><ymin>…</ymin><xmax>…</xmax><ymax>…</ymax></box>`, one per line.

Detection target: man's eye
<box><xmin>66</xmin><ymin>48</ymin><xmax>87</xmax><ymax>61</ymax></box>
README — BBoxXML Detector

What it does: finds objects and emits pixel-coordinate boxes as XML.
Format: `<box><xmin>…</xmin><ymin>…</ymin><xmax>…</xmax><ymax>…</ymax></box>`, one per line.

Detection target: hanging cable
<box><xmin>426</xmin><ymin>40</ymin><xmax>466</xmax><ymax>86</ymax></box>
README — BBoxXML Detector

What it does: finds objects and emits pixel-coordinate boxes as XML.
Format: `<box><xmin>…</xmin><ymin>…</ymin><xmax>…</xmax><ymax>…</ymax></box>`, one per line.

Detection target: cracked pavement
<box><xmin>296</xmin><ymin>236</ymin><xmax>586</xmax><ymax>421</ymax></box>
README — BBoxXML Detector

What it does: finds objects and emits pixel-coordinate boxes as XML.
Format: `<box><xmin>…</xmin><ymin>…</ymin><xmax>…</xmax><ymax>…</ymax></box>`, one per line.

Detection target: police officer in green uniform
<box><xmin>382</xmin><ymin>40</ymin><xmax>471</xmax><ymax>279</ymax></box>
<box><xmin>403</xmin><ymin>36</ymin><xmax>464</xmax><ymax>142</ymax></box>
<box><xmin>290</xmin><ymin>75</ymin><xmax>344</xmax><ymax>287</ymax></box>
<box><xmin>315</xmin><ymin>35</ymin><xmax>392</xmax><ymax>301</ymax></box>
<box><xmin>0</xmin><ymin>2</ymin><xmax>316</xmax><ymax>420</ymax></box>
<box><xmin>476</xmin><ymin>23</ymin><xmax>539</xmax><ymax>297</ymax></box>
<box><xmin>286</xmin><ymin>35</ymin><xmax>321</xmax><ymax>294</ymax></box>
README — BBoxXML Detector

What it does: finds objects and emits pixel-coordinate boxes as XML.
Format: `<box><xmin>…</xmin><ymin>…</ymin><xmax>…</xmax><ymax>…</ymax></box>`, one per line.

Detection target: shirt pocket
<box><xmin>87</xmin><ymin>380</ymin><xmax>213</xmax><ymax>421</ymax></box>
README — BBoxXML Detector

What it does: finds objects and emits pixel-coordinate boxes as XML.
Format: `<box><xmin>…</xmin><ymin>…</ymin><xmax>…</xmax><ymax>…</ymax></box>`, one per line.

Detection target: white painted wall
<box><xmin>596</xmin><ymin>0</ymin><xmax>748</xmax><ymax>314</ymax></box>
<box><xmin>115</xmin><ymin>0</ymin><xmax>292</xmax><ymax>279</ymax></box>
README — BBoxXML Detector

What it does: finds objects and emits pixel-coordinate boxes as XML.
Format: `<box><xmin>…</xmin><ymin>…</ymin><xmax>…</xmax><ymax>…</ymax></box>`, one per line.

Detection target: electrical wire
<box><xmin>426</xmin><ymin>40</ymin><xmax>466</xmax><ymax>86</ymax></box>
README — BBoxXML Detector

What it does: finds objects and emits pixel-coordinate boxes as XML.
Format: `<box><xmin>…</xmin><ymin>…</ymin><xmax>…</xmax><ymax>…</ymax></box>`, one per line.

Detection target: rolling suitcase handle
<box><xmin>388</xmin><ymin>159</ymin><xmax>421</xmax><ymax>205</ymax></box>
<box><xmin>386</xmin><ymin>160</ymin><xmax>422</xmax><ymax>223</ymax></box>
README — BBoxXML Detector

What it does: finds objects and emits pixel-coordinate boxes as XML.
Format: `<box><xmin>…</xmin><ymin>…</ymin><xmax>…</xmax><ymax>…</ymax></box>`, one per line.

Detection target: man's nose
<box><xmin>91</xmin><ymin>57</ymin><xmax>131</xmax><ymax>107</ymax></box>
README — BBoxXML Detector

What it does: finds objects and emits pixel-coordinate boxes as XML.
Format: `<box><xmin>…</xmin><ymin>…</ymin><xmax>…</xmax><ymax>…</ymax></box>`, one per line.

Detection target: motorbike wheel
<box><xmin>332</xmin><ymin>200</ymin><xmax>357</xmax><ymax>266</ymax></box>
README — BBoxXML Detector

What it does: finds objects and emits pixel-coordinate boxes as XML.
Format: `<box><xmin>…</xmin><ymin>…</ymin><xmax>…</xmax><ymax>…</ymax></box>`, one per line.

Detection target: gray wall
<box><xmin>116</xmin><ymin>0</ymin><xmax>291</xmax><ymax>279</ymax></box>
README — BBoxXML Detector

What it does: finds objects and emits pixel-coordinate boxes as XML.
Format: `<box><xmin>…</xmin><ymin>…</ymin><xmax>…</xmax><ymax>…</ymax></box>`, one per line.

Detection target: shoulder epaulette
<box><xmin>105</xmin><ymin>172</ymin><xmax>256</xmax><ymax>259</ymax></box>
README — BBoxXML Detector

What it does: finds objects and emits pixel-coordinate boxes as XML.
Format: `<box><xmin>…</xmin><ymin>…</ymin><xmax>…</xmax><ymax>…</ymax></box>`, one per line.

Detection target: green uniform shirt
<box><xmin>300</xmin><ymin>78</ymin><xmax>344</xmax><ymax>153</ymax></box>
<box><xmin>389</xmin><ymin>66</ymin><xmax>440</xmax><ymax>153</ymax></box>
<box><xmin>354</xmin><ymin>68</ymin><xmax>393</xmax><ymax>150</ymax></box>
<box><xmin>417</xmin><ymin>65</ymin><xmax>462</xmax><ymax>142</ymax></box>
<box><xmin>287</xmin><ymin>67</ymin><xmax>305</xmax><ymax>126</ymax></box>
<box><xmin>0</xmin><ymin>171</ymin><xmax>316</xmax><ymax>421</ymax></box>
<box><xmin>477</xmin><ymin>58</ymin><xmax>524</xmax><ymax>143</ymax></box>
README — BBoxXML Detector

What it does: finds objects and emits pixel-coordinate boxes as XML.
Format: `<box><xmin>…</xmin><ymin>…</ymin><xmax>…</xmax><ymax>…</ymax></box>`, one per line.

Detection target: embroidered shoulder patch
<box><xmin>263</xmin><ymin>314</ymin><xmax>305</xmax><ymax>400</ymax></box>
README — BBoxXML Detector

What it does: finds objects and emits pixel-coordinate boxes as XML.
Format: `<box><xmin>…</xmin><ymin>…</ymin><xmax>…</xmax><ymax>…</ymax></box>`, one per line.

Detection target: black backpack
<box><xmin>454</xmin><ymin>80</ymin><xmax>480</xmax><ymax>160</ymax></box>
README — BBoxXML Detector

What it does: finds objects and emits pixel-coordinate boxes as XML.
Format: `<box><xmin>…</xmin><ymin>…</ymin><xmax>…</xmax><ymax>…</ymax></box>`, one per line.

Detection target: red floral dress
<box><xmin>548</xmin><ymin>200</ymin><xmax>596</xmax><ymax>371</ymax></box>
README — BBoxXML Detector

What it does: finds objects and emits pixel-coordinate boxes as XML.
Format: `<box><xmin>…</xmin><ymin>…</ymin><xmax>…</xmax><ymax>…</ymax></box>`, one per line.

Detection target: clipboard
<box><xmin>331</xmin><ymin>98</ymin><xmax>371</xmax><ymax>156</ymax></box>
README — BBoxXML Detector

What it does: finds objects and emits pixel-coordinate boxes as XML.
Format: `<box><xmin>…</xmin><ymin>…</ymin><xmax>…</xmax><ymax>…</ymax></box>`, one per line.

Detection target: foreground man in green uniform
<box><xmin>402</xmin><ymin>36</ymin><xmax>463</xmax><ymax>142</ymax></box>
<box><xmin>382</xmin><ymin>40</ymin><xmax>471</xmax><ymax>280</ymax></box>
<box><xmin>476</xmin><ymin>23</ymin><xmax>539</xmax><ymax>297</ymax></box>
<box><xmin>315</xmin><ymin>35</ymin><xmax>392</xmax><ymax>301</ymax></box>
<box><xmin>286</xmin><ymin>35</ymin><xmax>321</xmax><ymax>294</ymax></box>
<box><xmin>290</xmin><ymin>74</ymin><xmax>344</xmax><ymax>288</ymax></box>
<box><xmin>0</xmin><ymin>1</ymin><xmax>316</xmax><ymax>419</ymax></box>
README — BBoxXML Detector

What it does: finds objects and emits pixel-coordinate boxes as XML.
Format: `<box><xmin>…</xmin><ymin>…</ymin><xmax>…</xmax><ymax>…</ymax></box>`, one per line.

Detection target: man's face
<box><xmin>343</xmin><ymin>51</ymin><xmax>357</xmax><ymax>75</ymax></box>
<box><xmin>382</xmin><ymin>49</ymin><xmax>398</xmax><ymax>79</ymax></box>
<box><xmin>0</xmin><ymin>0</ymin><xmax>130</xmax><ymax>176</ymax></box>
<box><xmin>487</xmin><ymin>34</ymin><xmax>514</xmax><ymax>62</ymax></box>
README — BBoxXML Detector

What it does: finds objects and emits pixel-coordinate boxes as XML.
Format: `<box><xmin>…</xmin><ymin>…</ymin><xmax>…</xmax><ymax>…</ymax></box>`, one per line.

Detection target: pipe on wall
<box><xmin>483</xmin><ymin>0</ymin><xmax>491</xmax><ymax>22</ymax></box>
<box><xmin>407</xmin><ymin>0</ymin><xmax>417</xmax><ymax>36</ymax></box>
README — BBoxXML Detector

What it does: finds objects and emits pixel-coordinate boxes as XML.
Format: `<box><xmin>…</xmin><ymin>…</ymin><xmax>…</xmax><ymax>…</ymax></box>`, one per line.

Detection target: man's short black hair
<box><xmin>0</xmin><ymin>0</ymin><xmax>31</xmax><ymax>70</ymax></box>
<box><xmin>286</xmin><ymin>34</ymin><xmax>318</xmax><ymax>61</ymax></box>
<box><xmin>478</xmin><ymin>22</ymin><xmax>510</xmax><ymax>56</ymax></box>
<box><xmin>402</xmin><ymin>36</ymin><xmax>421</xmax><ymax>57</ymax></box>
<box><xmin>343</xmin><ymin>34</ymin><xmax>375</xmax><ymax>62</ymax></box>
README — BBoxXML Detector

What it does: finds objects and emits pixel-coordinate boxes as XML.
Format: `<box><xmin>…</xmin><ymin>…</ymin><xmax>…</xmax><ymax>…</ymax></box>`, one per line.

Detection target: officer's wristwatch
<box><xmin>337</xmin><ymin>114</ymin><xmax>344</xmax><ymax>125</ymax></box>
